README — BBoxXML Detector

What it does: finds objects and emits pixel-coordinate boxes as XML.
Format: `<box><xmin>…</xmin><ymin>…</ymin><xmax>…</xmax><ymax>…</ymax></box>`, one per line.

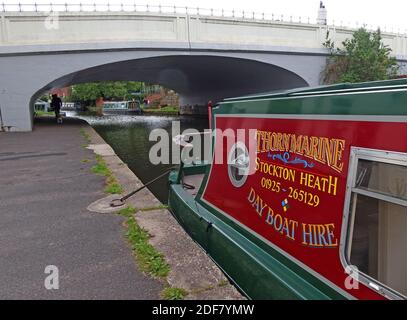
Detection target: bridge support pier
<box><xmin>0</xmin><ymin>55</ymin><xmax>51</xmax><ymax>132</ymax></box>
<box><xmin>0</xmin><ymin>93</ymin><xmax>33</xmax><ymax>132</ymax></box>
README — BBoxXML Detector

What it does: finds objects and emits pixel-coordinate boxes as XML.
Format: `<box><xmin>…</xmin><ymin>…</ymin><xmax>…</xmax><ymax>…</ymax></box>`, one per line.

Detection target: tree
<box><xmin>69</xmin><ymin>81</ymin><xmax>143</xmax><ymax>105</ymax></box>
<box><xmin>322</xmin><ymin>28</ymin><xmax>399</xmax><ymax>84</ymax></box>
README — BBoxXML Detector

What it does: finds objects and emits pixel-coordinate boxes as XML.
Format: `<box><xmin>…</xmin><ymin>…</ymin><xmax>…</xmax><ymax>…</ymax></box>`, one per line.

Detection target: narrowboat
<box><xmin>168</xmin><ymin>79</ymin><xmax>407</xmax><ymax>300</ymax></box>
<box><xmin>34</xmin><ymin>99</ymin><xmax>51</xmax><ymax>112</ymax></box>
<box><xmin>102</xmin><ymin>100</ymin><xmax>142</xmax><ymax>115</ymax></box>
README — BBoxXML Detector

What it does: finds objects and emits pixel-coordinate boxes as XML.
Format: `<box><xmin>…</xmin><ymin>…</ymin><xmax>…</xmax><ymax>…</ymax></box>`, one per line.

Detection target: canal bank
<box><xmin>81</xmin><ymin>123</ymin><xmax>244</xmax><ymax>299</ymax></box>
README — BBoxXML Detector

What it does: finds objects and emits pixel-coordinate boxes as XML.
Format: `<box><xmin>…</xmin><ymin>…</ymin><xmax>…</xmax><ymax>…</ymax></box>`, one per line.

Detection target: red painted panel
<box><xmin>202</xmin><ymin>117</ymin><xmax>407</xmax><ymax>299</ymax></box>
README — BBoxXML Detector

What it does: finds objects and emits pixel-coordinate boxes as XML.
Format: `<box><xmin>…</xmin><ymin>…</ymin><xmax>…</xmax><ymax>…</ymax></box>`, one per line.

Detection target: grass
<box><xmin>91</xmin><ymin>158</ymin><xmax>110</xmax><ymax>176</ymax></box>
<box><xmin>82</xmin><ymin>128</ymin><xmax>122</xmax><ymax>195</ymax></box>
<box><xmin>85</xmin><ymin>133</ymin><xmax>186</xmax><ymax>298</ymax></box>
<box><xmin>91</xmin><ymin>154</ymin><xmax>123</xmax><ymax>194</ymax></box>
<box><xmin>118</xmin><ymin>206</ymin><xmax>137</xmax><ymax>218</ymax></box>
<box><xmin>119</xmin><ymin>206</ymin><xmax>170</xmax><ymax>279</ymax></box>
<box><xmin>217</xmin><ymin>279</ymin><xmax>229</xmax><ymax>287</ymax></box>
<box><xmin>119</xmin><ymin>206</ymin><xmax>188</xmax><ymax>299</ymax></box>
<box><xmin>143</xmin><ymin>106</ymin><xmax>179</xmax><ymax>115</ymax></box>
<box><xmin>79</xmin><ymin>128</ymin><xmax>91</xmax><ymax>144</ymax></box>
<box><xmin>140</xmin><ymin>204</ymin><xmax>169</xmax><ymax>212</ymax></box>
<box><xmin>34</xmin><ymin>111</ymin><xmax>55</xmax><ymax>116</ymax></box>
<box><xmin>161</xmin><ymin>287</ymin><xmax>188</xmax><ymax>300</ymax></box>
<box><xmin>104</xmin><ymin>181</ymin><xmax>123</xmax><ymax>194</ymax></box>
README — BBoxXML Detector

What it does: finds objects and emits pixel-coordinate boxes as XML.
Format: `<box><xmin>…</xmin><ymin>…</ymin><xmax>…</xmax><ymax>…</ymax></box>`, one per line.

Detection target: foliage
<box><xmin>118</xmin><ymin>206</ymin><xmax>136</xmax><ymax>217</ymax></box>
<box><xmin>70</xmin><ymin>81</ymin><xmax>143</xmax><ymax>104</ymax></box>
<box><xmin>139</xmin><ymin>204</ymin><xmax>169</xmax><ymax>212</ymax></box>
<box><xmin>34</xmin><ymin>111</ymin><xmax>54</xmax><ymax>117</ymax></box>
<box><xmin>79</xmin><ymin>128</ymin><xmax>91</xmax><ymax>144</ymax></box>
<box><xmin>322</xmin><ymin>28</ymin><xmax>399</xmax><ymax>84</ymax></box>
<box><xmin>91</xmin><ymin>161</ymin><xmax>110</xmax><ymax>176</ymax></box>
<box><xmin>104</xmin><ymin>179</ymin><xmax>123</xmax><ymax>194</ymax></box>
<box><xmin>38</xmin><ymin>95</ymin><xmax>50</xmax><ymax>102</ymax></box>
<box><xmin>142</xmin><ymin>106</ymin><xmax>179</xmax><ymax>115</ymax></box>
<box><xmin>123</xmin><ymin>211</ymin><xmax>170</xmax><ymax>278</ymax></box>
<box><xmin>91</xmin><ymin>154</ymin><xmax>123</xmax><ymax>195</ymax></box>
<box><xmin>161</xmin><ymin>287</ymin><xmax>188</xmax><ymax>300</ymax></box>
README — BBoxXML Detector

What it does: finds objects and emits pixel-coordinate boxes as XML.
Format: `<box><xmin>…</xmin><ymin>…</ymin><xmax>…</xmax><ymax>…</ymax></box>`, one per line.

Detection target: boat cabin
<box><xmin>168</xmin><ymin>79</ymin><xmax>407</xmax><ymax>300</ymax></box>
<box><xmin>103</xmin><ymin>100</ymin><xmax>141</xmax><ymax>114</ymax></box>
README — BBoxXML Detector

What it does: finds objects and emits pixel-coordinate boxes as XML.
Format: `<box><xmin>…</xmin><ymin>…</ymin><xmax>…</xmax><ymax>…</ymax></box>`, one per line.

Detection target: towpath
<box><xmin>0</xmin><ymin>118</ymin><xmax>163</xmax><ymax>299</ymax></box>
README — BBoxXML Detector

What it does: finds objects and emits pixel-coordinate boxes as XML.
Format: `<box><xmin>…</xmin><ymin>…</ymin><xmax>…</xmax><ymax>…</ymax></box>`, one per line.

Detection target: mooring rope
<box><xmin>110</xmin><ymin>166</ymin><xmax>178</xmax><ymax>207</ymax></box>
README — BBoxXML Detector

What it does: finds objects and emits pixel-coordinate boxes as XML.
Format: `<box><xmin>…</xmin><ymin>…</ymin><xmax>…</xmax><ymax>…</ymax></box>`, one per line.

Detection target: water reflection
<box><xmin>68</xmin><ymin>111</ymin><xmax>208</xmax><ymax>203</ymax></box>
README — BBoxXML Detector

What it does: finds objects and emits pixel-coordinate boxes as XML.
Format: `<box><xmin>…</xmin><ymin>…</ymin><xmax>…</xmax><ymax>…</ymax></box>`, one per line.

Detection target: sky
<box><xmin>3</xmin><ymin>0</ymin><xmax>407</xmax><ymax>34</ymax></box>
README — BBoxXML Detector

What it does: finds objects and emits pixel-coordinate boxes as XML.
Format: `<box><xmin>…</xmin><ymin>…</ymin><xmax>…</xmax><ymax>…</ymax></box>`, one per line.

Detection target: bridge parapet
<box><xmin>0</xmin><ymin>5</ymin><xmax>406</xmax><ymax>59</ymax></box>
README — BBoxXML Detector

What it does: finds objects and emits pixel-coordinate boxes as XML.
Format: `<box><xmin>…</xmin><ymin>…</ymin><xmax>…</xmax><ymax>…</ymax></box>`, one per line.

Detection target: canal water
<box><xmin>70</xmin><ymin>112</ymin><xmax>208</xmax><ymax>203</ymax></box>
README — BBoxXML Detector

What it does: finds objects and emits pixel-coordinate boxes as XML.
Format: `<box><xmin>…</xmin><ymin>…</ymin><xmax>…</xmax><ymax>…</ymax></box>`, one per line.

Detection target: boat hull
<box><xmin>102</xmin><ymin>109</ymin><xmax>142</xmax><ymax>116</ymax></box>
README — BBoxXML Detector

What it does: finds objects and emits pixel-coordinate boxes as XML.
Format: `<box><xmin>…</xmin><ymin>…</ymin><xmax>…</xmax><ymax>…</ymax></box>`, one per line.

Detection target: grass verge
<box><xmin>143</xmin><ymin>106</ymin><xmax>179</xmax><ymax>115</ymax></box>
<box><xmin>140</xmin><ymin>204</ymin><xmax>169</xmax><ymax>212</ymax></box>
<box><xmin>34</xmin><ymin>111</ymin><xmax>55</xmax><ymax>116</ymax></box>
<box><xmin>85</xmin><ymin>130</ymin><xmax>187</xmax><ymax>298</ymax></box>
<box><xmin>79</xmin><ymin>128</ymin><xmax>91</xmax><ymax>144</ymax></box>
<box><xmin>161</xmin><ymin>287</ymin><xmax>188</xmax><ymax>300</ymax></box>
<box><xmin>119</xmin><ymin>206</ymin><xmax>189</xmax><ymax>299</ymax></box>
<box><xmin>119</xmin><ymin>206</ymin><xmax>170</xmax><ymax>278</ymax></box>
<box><xmin>91</xmin><ymin>154</ymin><xmax>123</xmax><ymax>194</ymax></box>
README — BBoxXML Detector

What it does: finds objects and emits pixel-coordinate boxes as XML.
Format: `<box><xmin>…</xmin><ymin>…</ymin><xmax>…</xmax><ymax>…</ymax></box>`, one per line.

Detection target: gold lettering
<box><xmin>254</xmin><ymin>130</ymin><xmax>345</xmax><ymax>173</ymax></box>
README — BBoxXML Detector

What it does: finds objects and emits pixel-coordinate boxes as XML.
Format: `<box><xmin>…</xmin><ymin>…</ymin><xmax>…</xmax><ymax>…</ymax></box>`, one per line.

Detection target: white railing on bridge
<box><xmin>1</xmin><ymin>2</ymin><xmax>406</xmax><ymax>35</ymax></box>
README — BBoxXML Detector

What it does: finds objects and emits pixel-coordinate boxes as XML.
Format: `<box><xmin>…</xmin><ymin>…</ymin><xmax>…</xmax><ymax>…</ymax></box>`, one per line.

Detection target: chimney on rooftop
<box><xmin>317</xmin><ymin>1</ymin><xmax>327</xmax><ymax>25</ymax></box>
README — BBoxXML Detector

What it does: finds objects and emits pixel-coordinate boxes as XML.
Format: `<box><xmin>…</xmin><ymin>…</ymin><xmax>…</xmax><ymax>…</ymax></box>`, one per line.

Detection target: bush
<box><xmin>322</xmin><ymin>28</ymin><xmax>399</xmax><ymax>84</ymax></box>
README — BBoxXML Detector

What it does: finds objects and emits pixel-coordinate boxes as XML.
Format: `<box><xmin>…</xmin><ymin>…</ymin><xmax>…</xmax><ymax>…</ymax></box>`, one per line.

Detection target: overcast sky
<box><xmin>4</xmin><ymin>0</ymin><xmax>407</xmax><ymax>33</ymax></box>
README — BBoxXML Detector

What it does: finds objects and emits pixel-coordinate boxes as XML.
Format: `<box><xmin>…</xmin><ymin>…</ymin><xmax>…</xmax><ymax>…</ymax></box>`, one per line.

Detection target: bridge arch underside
<box><xmin>34</xmin><ymin>55</ymin><xmax>309</xmax><ymax>108</ymax></box>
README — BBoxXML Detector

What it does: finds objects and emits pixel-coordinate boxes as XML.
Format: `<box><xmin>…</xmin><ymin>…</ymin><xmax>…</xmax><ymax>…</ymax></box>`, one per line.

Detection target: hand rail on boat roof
<box><xmin>222</xmin><ymin>78</ymin><xmax>407</xmax><ymax>103</ymax></box>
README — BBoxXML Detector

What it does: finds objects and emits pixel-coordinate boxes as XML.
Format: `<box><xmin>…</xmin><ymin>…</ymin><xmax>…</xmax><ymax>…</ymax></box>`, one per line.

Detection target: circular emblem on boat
<box><xmin>227</xmin><ymin>141</ymin><xmax>250</xmax><ymax>188</ymax></box>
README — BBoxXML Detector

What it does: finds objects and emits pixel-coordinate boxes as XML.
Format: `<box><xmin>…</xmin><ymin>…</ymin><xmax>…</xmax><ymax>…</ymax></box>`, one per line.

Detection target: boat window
<box><xmin>355</xmin><ymin>159</ymin><xmax>407</xmax><ymax>201</ymax></box>
<box><xmin>344</xmin><ymin>148</ymin><xmax>407</xmax><ymax>299</ymax></box>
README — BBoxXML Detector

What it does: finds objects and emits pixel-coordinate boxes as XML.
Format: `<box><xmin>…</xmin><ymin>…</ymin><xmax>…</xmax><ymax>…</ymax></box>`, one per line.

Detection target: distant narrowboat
<box><xmin>103</xmin><ymin>101</ymin><xmax>142</xmax><ymax>115</ymax></box>
<box><xmin>168</xmin><ymin>79</ymin><xmax>407</xmax><ymax>300</ymax></box>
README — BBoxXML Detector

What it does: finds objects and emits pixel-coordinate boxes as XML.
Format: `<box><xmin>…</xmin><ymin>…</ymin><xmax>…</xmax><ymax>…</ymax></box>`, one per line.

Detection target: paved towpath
<box><xmin>0</xmin><ymin>117</ymin><xmax>163</xmax><ymax>299</ymax></box>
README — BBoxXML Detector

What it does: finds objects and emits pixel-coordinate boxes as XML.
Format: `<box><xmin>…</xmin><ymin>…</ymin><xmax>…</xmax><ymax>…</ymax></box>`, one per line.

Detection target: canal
<box><xmin>71</xmin><ymin>112</ymin><xmax>208</xmax><ymax>203</ymax></box>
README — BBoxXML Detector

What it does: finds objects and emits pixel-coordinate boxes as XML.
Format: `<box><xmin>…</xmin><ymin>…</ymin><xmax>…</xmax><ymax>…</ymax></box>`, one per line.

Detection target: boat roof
<box><xmin>223</xmin><ymin>78</ymin><xmax>407</xmax><ymax>102</ymax></box>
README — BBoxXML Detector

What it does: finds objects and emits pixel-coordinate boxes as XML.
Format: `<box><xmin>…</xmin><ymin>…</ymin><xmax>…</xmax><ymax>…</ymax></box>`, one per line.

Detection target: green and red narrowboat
<box><xmin>168</xmin><ymin>79</ymin><xmax>407</xmax><ymax>300</ymax></box>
